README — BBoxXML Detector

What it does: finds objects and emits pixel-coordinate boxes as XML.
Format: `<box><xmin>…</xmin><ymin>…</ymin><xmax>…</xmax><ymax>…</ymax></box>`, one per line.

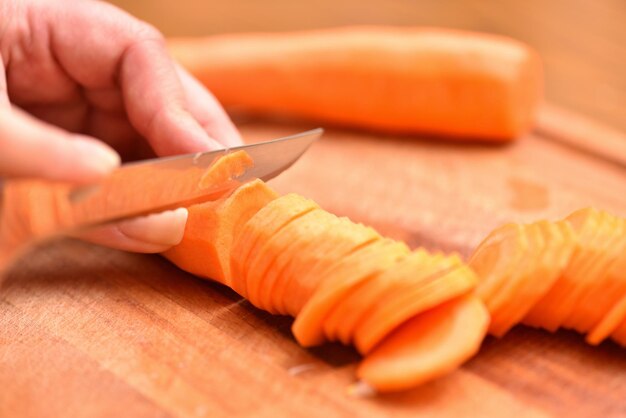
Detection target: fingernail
<box><xmin>72</xmin><ymin>136</ymin><xmax>121</xmax><ymax>175</ymax></box>
<box><xmin>118</xmin><ymin>208</ymin><xmax>189</xmax><ymax>247</ymax></box>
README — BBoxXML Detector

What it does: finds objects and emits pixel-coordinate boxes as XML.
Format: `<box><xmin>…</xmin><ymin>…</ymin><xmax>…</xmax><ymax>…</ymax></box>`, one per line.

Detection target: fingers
<box><xmin>0</xmin><ymin>107</ymin><xmax>120</xmax><ymax>183</ymax></box>
<box><xmin>175</xmin><ymin>64</ymin><xmax>243</xmax><ymax>148</ymax></box>
<box><xmin>118</xmin><ymin>35</ymin><xmax>226</xmax><ymax>156</ymax></box>
<box><xmin>76</xmin><ymin>208</ymin><xmax>188</xmax><ymax>253</ymax></box>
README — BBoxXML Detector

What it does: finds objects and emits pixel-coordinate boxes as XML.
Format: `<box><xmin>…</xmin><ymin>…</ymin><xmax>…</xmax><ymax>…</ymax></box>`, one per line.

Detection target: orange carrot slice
<box><xmin>586</xmin><ymin>252</ymin><xmax>626</xmax><ymax>345</ymax></box>
<box><xmin>163</xmin><ymin>179</ymin><xmax>278</xmax><ymax>286</ymax></box>
<box><xmin>354</xmin><ymin>258</ymin><xmax>477</xmax><ymax>353</ymax></box>
<box><xmin>230</xmin><ymin>194</ymin><xmax>319</xmax><ymax>297</ymax></box>
<box><xmin>274</xmin><ymin>218</ymin><xmax>381</xmax><ymax>316</ymax></box>
<box><xmin>566</xmin><ymin>217</ymin><xmax>626</xmax><ymax>332</ymax></box>
<box><xmin>525</xmin><ymin>208</ymin><xmax>607</xmax><ymax>331</ymax></box>
<box><xmin>470</xmin><ymin>223</ymin><xmax>529</xmax><ymax>304</ymax></box>
<box><xmin>323</xmin><ymin>249</ymin><xmax>432</xmax><ymax>345</ymax></box>
<box><xmin>356</xmin><ymin>295</ymin><xmax>489</xmax><ymax>393</ymax></box>
<box><xmin>292</xmin><ymin>239</ymin><xmax>410</xmax><ymax>346</ymax></box>
<box><xmin>198</xmin><ymin>150</ymin><xmax>254</xmax><ymax>189</ymax></box>
<box><xmin>487</xmin><ymin>222</ymin><xmax>545</xmax><ymax>336</ymax></box>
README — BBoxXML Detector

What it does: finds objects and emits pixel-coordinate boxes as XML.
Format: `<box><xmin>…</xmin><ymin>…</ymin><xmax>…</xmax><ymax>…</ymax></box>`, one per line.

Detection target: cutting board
<box><xmin>1</xmin><ymin>105</ymin><xmax>625</xmax><ymax>418</ymax></box>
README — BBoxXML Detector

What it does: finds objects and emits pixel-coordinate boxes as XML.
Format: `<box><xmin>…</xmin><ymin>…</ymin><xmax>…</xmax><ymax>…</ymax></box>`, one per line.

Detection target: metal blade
<box><xmin>66</xmin><ymin>128</ymin><xmax>323</xmax><ymax>228</ymax></box>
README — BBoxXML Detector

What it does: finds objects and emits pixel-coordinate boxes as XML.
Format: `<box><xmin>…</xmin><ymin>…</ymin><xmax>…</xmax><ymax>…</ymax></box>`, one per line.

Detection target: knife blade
<box><xmin>0</xmin><ymin>128</ymin><xmax>322</xmax><ymax>271</ymax></box>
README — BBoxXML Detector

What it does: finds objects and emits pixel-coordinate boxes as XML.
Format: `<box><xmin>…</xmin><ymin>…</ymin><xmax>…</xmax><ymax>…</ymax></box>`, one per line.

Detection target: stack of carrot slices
<box><xmin>164</xmin><ymin>156</ymin><xmax>625</xmax><ymax>393</ymax></box>
<box><xmin>166</xmin><ymin>180</ymin><xmax>489</xmax><ymax>392</ymax></box>
<box><xmin>469</xmin><ymin>208</ymin><xmax>626</xmax><ymax>346</ymax></box>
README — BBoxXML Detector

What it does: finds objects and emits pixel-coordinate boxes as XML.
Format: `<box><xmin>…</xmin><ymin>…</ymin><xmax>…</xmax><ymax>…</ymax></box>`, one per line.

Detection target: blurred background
<box><xmin>109</xmin><ymin>0</ymin><xmax>625</xmax><ymax>132</ymax></box>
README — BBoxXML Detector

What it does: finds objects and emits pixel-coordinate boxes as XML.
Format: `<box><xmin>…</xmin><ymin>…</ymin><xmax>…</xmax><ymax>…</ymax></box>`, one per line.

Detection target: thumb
<box><xmin>0</xmin><ymin>107</ymin><xmax>120</xmax><ymax>183</ymax></box>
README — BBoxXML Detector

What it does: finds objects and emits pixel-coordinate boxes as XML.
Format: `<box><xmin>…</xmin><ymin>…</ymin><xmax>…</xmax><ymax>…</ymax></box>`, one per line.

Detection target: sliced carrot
<box><xmin>566</xmin><ymin>217</ymin><xmax>626</xmax><ymax>332</ymax></box>
<box><xmin>323</xmin><ymin>249</ymin><xmax>432</xmax><ymax>345</ymax></box>
<box><xmin>356</xmin><ymin>295</ymin><xmax>489</xmax><ymax>393</ymax></box>
<box><xmin>586</xmin><ymin>252</ymin><xmax>626</xmax><ymax>345</ymax></box>
<box><xmin>525</xmin><ymin>208</ymin><xmax>607</xmax><ymax>331</ymax></box>
<box><xmin>198</xmin><ymin>150</ymin><xmax>254</xmax><ymax>189</ymax></box>
<box><xmin>244</xmin><ymin>209</ymin><xmax>328</xmax><ymax>310</ymax></box>
<box><xmin>169</xmin><ymin>27</ymin><xmax>542</xmax><ymax>140</ymax></box>
<box><xmin>354</xmin><ymin>258</ymin><xmax>477</xmax><ymax>353</ymax></box>
<box><xmin>163</xmin><ymin>179</ymin><xmax>278</xmax><ymax>286</ymax></box>
<box><xmin>487</xmin><ymin>222</ymin><xmax>545</xmax><ymax>336</ymax></box>
<box><xmin>292</xmin><ymin>239</ymin><xmax>410</xmax><ymax>347</ymax></box>
<box><xmin>229</xmin><ymin>194</ymin><xmax>319</xmax><ymax>297</ymax></box>
<box><xmin>497</xmin><ymin>221</ymin><xmax>574</xmax><ymax>334</ymax></box>
<box><xmin>470</xmin><ymin>223</ymin><xmax>529</xmax><ymax>306</ymax></box>
<box><xmin>274</xmin><ymin>217</ymin><xmax>381</xmax><ymax>316</ymax></box>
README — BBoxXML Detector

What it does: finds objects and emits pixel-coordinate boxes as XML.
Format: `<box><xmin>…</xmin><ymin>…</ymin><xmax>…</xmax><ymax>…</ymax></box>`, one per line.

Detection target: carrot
<box><xmin>356</xmin><ymin>295</ymin><xmax>489</xmax><ymax>392</ymax></box>
<box><xmin>292</xmin><ymin>239</ymin><xmax>411</xmax><ymax>347</ymax></box>
<box><xmin>168</xmin><ymin>26</ymin><xmax>543</xmax><ymax>141</ymax></box>
<box><xmin>163</xmin><ymin>179</ymin><xmax>277</xmax><ymax>286</ymax></box>
<box><xmin>229</xmin><ymin>193</ymin><xmax>318</xmax><ymax>297</ymax></box>
<box><xmin>354</xmin><ymin>257</ymin><xmax>477</xmax><ymax>353</ymax></box>
<box><xmin>468</xmin><ymin>208</ymin><xmax>626</xmax><ymax>347</ymax></box>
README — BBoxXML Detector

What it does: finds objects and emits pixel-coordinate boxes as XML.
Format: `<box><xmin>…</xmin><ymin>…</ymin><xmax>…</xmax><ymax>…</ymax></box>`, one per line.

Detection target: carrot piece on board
<box><xmin>245</xmin><ymin>209</ymin><xmax>336</xmax><ymax>313</ymax></box>
<box><xmin>292</xmin><ymin>239</ymin><xmax>410</xmax><ymax>347</ymax></box>
<box><xmin>486</xmin><ymin>223</ymin><xmax>545</xmax><ymax>336</ymax></box>
<box><xmin>199</xmin><ymin>150</ymin><xmax>254</xmax><ymax>189</ymax></box>
<box><xmin>496</xmin><ymin>221</ymin><xmax>575</xmax><ymax>335</ymax></box>
<box><xmin>273</xmin><ymin>217</ymin><xmax>381</xmax><ymax>316</ymax></box>
<box><xmin>566</xmin><ymin>217</ymin><xmax>626</xmax><ymax>333</ymax></box>
<box><xmin>470</xmin><ymin>223</ymin><xmax>529</xmax><ymax>306</ymax></box>
<box><xmin>323</xmin><ymin>249</ymin><xmax>432</xmax><ymax>345</ymax></box>
<box><xmin>530</xmin><ymin>209</ymin><xmax>611</xmax><ymax>332</ymax></box>
<box><xmin>169</xmin><ymin>27</ymin><xmax>542</xmax><ymax>141</ymax></box>
<box><xmin>354</xmin><ymin>258</ymin><xmax>478</xmax><ymax>353</ymax></box>
<box><xmin>163</xmin><ymin>179</ymin><xmax>278</xmax><ymax>286</ymax></box>
<box><xmin>586</xmin><ymin>252</ymin><xmax>626</xmax><ymax>345</ymax></box>
<box><xmin>230</xmin><ymin>194</ymin><xmax>319</xmax><ymax>297</ymax></box>
<box><xmin>356</xmin><ymin>295</ymin><xmax>489</xmax><ymax>393</ymax></box>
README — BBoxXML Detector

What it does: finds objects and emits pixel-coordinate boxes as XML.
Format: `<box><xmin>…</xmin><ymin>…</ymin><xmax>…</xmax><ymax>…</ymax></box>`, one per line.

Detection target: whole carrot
<box><xmin>169</xmin><ymin>26</ymin><xmax>543</xmax><ymax>141</ymax></box>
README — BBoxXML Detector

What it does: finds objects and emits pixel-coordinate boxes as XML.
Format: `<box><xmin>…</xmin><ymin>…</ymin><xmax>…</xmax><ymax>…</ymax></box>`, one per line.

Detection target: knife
<box><xmin>0</xmin><ymin>128</ymin><xmax>323</xmax><ymax>273</ymax></box>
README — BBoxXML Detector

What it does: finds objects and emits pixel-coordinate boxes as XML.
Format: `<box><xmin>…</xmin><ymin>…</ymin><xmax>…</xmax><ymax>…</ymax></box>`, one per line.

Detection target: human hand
<box><xmin>0</xmin><ymin>0</ymin><xmax>242</xmax><ymax>253</ymax></box>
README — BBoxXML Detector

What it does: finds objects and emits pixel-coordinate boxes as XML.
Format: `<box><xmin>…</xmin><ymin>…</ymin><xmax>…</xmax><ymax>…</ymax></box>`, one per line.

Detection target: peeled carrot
<box><xmin>163</xmin><ymin>179</ymin><xmax>277</xmax><ymax>286</ymax></box>
<box><xmin>169</xmin><ymin>26</ymin><xmax>543</xmax><ymax>141</ymax></box>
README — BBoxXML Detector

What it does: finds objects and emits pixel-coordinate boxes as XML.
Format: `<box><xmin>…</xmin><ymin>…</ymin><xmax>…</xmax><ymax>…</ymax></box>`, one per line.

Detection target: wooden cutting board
<box><xmin>1</xmin><ymin>105</ymin><xmax>625</xmax><ymax>418</ymax></box>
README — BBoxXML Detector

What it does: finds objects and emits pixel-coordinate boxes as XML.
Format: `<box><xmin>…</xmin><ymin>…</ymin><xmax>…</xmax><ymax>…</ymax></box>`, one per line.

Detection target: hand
<box><xmin>0</xmin><ymin>0</ymin><xmax>242</xmax><ymax>253</ymax></box>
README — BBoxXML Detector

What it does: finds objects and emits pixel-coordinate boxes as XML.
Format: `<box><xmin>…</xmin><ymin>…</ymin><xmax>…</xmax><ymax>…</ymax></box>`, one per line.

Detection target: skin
<box><xmin>0</xmin><ymin>0</ymin><xmax>242</xmax><ymax>253</ymax></box>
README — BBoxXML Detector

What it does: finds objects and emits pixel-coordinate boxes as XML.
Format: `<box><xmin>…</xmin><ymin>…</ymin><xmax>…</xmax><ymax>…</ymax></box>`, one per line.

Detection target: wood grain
<box><xmin>2</xmin><ymin>106</ymin><xmax>625</xmax><ymax>417</ymax></box>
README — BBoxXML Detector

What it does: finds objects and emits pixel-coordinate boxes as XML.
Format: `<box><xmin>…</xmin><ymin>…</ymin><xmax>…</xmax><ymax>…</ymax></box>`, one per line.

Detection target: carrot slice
<box><xmin>198</xmin><ymin>150</ymin><xmax>254</xmax><ymax>189</ymax></box>
<box><xmin>522</xmin><ymin>220</ymin><xmax>576</xmax><ymax>329</ymax></box>
<box><xmin>586</xmin><ymin>252</ymin><xmax>626</xmax><ymax>345</ymax></box>
<box><xmin>274</xmin><ymin>217</ymin><xmax>381</xmax><ymax>316</ymax></box>
<box><xmin>163</xmin><ymin>179</ymin><xmax>278</xmax><ymax>286</ymax></box>
<box><xmin>487</xmin><ymin>222</ymin><xmax>545</xmax><ymax>336</ymax></box>
<box><xmin>292</xmin><ymin>239</ymin><xmax>410</xmax><ymax>346</ymax></box>
<box><xmin>356</xmin><ymin>295</ymin><xmax>489</xmax><ymax>393</ymax></box>
<box><xmin>525</xmin><ymin>208</ymin><xmax>607</xmax><ymax>331</ymax></box>
<box><xmin>566</xmin><ymin>217</ymin><xmax>626</xmax><ymax>332</ymax></box>
<box><xmin>229</xmin><ymin>194</ymin><xmax>318</xmax><ymax>297</ymax></box>
<box><xmin>470</xmin><ymin>223</ymin><xmax>529</xmax><ymax>304</ymax></box>
<box><xmin>354</xmin><ymin>258</ymin><xmax>477</xmax><ymax>353</ymax></box>
<box><xmin>323</xmin><ymin>249</ymin><xmax>432</xmax><ymax>345</ymax></box>
<box><xmin>244</xmin><ymin>209</ymin><xmax>327</xmax><ymax>310</ymax></box>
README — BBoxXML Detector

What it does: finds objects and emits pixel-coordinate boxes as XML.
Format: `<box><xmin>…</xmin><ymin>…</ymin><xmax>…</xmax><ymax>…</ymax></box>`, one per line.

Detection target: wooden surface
<box><xmin>3</xmin><ymin>1</ymin><xmax>626</xmax><ymax>417</ymax></box>
<box><xmin>2</xmin><ymin>108</ymin><xmax>626</xmax><ymax>418</ymax></box>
